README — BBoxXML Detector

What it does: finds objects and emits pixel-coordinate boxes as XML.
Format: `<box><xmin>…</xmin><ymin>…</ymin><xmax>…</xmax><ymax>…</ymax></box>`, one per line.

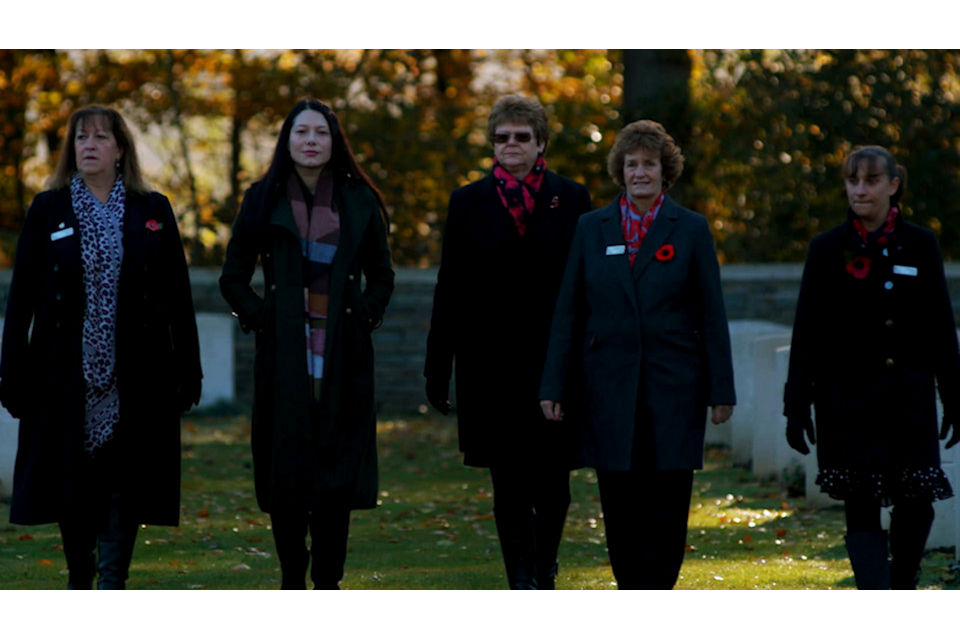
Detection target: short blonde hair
<box><xmin>607</xmin><ymin>120</ymin><xmax>684</xmax><ymax>190</ymax></box>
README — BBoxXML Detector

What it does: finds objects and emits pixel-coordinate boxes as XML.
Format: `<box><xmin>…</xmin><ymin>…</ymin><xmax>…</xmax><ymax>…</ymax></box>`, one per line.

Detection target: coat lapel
<box><xmin>597</xmin><ymin>199</ymin><xmax>639</xmax><ymax>311</ymax></box>
<box><xmin>120</xmin><ymin>191</ymin><xmax>149</xmax><ymax>278</ymax></box>
<box><xmin>478</xmin><ymin>173</ymin><xmax>521</xmax><ymax>241</ymax></box>
<box><xmin>268</xmin><ymin>196</ymin><xmax>300</xmax><ymax>239</ymax></box>
<box><xmin>632</xmin><ymin>195</ymin><xmax>680</xmax><ymax>278</ymax></box>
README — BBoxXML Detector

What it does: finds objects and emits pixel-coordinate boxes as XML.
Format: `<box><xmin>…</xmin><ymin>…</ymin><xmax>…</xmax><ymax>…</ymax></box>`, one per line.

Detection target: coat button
<box><xmin>346</xmin><ymin>307</ymin><xmax>352</xmax><ymax>315</ymax></box>
<box><xmin>885</xmin><ymin>319</ymin><xmax>894</xmax><ymax>328</ymax></box>
<box><xmin>270</xmin><ymin>284</ymin><xmax>276</xmax><ymax>291</ymax></box>
<box><xmin>348</xmin><ymin>274</ymin><xmax>355</xmax><ymax>281</ymax></box>
<box><xmin>886</xmin><ymin>358</ymin><xmax>895</xmax><ymax>367</ymax></box>
<box><xmin>55</xmin><ymin>293</ymin><xmax>61</xmax><ymax>301</ymax></box>
<box><xmin>53</xmin><ymin>264</ymin><xmax>60</xmax><ymax>272</ymax></box>
<box><xmin>264</xmin><ymin>252</ymin><xmax>271</xmax><ymax>259</ymax></box>
<box><xmin>884</xmin><ymin>281</ymin><xmax>893</xmax><ymax>290</ymax></box>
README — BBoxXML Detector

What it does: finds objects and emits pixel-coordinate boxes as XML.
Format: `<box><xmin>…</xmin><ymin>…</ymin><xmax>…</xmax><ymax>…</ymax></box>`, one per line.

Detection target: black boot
<box><xmin>889</xmin><ymin>501</ymin><xmax>934</xmax><ymax>590</ymax></box>
<box><xmin>59</xmin><ymin>522</ymin><xmax>96</xmax><ymax>590</ymax></box>
<box><xmin>309</xmin><ymin>507</ymin><xmax>351</xmax><ymax>590</ymax></box>
<box><xmin>270</xmin><ymin>510</ymin><xmax>309</xmax><ymax>589</ymax></box>
<box><xmin>844</xmin><ymin>531</ymin><xmax>890</xmax><ymax>589</ymax></box>
<box><xmin>494</xmin><ymin>510</ymin><xmax>538</xmax><ymax>589</ymax></box>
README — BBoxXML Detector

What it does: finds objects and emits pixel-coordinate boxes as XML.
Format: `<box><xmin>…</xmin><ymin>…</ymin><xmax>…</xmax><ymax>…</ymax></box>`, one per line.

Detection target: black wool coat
<box><xmin>0</xmin><ymin>187</ymin><xmax>202</xmax><ymax>526</ymax></box>
<box><xmin>539</xmin><ymin>196</ymin><xmax>736</xmax><ymax>471</ymax></box>
<box><xmin>783</xmin><ymin>214</ymin><xmax>960</xmax><ymax>471</ymax></box>
<box><xmin>220</xmin><ymin>178</ymin><xmax>394</xmax><ymax>513</ymax></box>
<box><xmin>424</xmin><ymin>170</ymin><xmax>592</xmax><ymax>468</ymax></box>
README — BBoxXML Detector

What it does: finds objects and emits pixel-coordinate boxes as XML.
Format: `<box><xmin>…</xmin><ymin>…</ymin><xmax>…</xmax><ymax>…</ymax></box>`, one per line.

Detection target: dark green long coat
<box><xmin>220</xmin><ymin>178</ymin><xmax>394</xmax><ymax>512</ymax></box>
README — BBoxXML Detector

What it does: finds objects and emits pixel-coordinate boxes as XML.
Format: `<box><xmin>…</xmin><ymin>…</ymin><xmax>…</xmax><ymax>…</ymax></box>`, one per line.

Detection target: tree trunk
<box><xmin>621</xmin><ymin>50</ymin><xmax>693</xmax><ymax>196</ymax></box>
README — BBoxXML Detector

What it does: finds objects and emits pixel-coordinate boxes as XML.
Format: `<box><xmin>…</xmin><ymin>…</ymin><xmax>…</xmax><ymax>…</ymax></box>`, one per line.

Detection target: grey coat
<box><xmin>540</xmin><ymin>195</ymin><xmax>736</xmax><ymax>471</ymax></box>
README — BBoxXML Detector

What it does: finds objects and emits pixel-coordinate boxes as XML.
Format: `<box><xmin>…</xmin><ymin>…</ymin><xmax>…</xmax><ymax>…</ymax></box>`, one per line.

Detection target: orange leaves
<box><xmin>776</xmin><ymin>528</ymin><xmax>789</xmax><ymax>538</ymax></box>
<box><xmin>196</xmin><ymin>509</ymin><xmax>210</xmax><ymax>518</ymax></box>
<box><xmin>18</xmin><ymin>534</ymin><xmax>33</xmax><ymax>541</ymax></box>
<box><xmin>38</xmin><ymin>559</ymin><xmax>53</xmax><ymax>566</ymax></box>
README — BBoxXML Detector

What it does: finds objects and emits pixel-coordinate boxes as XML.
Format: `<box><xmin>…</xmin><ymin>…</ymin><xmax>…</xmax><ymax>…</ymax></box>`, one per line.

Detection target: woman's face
<box><xmin>623</xmin><ymin>147</ymin><xmax>663</xmax><ymax>207</ymax></box>
<box><xmin>845</xmin><ymin>159</ymin><xmax>900</xmax><ymax>227</ymax></box>
<box><xmin>74</xmin><ymin>117</ymin><xmax>122</xmax><ymax>182</ymax></box>
<box><xmin>493</xmin><ymin>121</ymin><xmax>544</xmax><ymax>179</ymax></box>
<box><xmin>288</xmin><ymin>109</ymin><xmax>333</xmax><ymax>172</ymax></box>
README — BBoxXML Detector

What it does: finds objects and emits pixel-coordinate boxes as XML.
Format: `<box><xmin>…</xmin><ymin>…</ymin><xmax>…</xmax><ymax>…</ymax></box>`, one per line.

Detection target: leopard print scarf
<box><xmin>70</xmin><ymin>172</ymin><xmax>125</xmax><ymax>453</ymax></box>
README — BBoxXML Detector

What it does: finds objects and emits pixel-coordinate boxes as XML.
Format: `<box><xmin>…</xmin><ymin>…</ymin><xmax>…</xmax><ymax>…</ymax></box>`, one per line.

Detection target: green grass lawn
<box><xmin>1</xmin><ymin>413</ymin><xmax>957</xmax><ymax>590</ymax></box>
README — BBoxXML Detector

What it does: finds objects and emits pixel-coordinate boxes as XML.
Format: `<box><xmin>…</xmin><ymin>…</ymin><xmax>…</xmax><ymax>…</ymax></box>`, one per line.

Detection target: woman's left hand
<box><xmin>710</xmin><ymin>404</ymin><xmax>733</xmax><ymax>425</ymax></box>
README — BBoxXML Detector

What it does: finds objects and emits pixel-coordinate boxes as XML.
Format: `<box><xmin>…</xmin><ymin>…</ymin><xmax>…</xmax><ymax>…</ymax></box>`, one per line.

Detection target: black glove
<box><xmin>0</xmin><ymin>379</ymin><xmax>24</xmax><ymax>420</ymax></box>
<box><xmin>941</xmin><ymin>412</ymin><xmax>960</xmax><ymax>449</ymax></box>
<box><xmin>178</xmin><ymin>378</ymin><xmax>202</xmax><ymax>414</ymax></box>
<box><xmin>425</xmin><ymin>377</ymin><xmax>452</xmax><ymax>415</ymax></box>
<box><xmin>786</xmin><ymin>414</ymin><xmax>815</xmax><ymax>455</ymax></box>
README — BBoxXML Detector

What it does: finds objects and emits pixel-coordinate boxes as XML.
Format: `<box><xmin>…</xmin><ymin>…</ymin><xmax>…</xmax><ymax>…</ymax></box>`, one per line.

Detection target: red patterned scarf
<box><xmin>619</xmin><ymin>191</ymin><xmax>665</xmax><ymax>267</ymax></box>
<box><xmin>492</xmin><ymin>154</ymin><xmax>546</xmax><ymax>236</ymax></box>
<box><xmin>852</xmin><ymin>205</ymin><xmax>899</xmax><ymax>246</ymax></box>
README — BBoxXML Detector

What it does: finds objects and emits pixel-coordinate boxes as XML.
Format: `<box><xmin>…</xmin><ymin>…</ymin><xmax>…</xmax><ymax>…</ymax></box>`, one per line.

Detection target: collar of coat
<box><xmin>268</xmin><ymin>178</ymin><xmax>376</xmax><ymax>271</ymax></box>
<box><xmin>598</xmin><ymin>192</ymin><xmax>682</xmax><ymax>279</ymax></box>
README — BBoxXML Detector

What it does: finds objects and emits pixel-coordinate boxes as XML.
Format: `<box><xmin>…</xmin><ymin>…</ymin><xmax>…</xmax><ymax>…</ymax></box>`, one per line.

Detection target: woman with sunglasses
<box><xmin>425</xmin><ymin>95</ymin><xmax>592</xmax><ymax>588</ymax></box>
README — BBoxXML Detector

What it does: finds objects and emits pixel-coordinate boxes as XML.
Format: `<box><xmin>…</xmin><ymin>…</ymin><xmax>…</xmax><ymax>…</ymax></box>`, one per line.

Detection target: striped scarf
<box><xmin>288</xmin><ymin>173</ymin><xmax>340</xmax><ymax>401</ymax></box>
<box><xmin>619</xmin><ymin>191</ymin><xmax>665</xmax><ymax>267</ymax></box>
<box><xmin>492</xmin><ymin>154</ymin><xmax>546</xmax><ymax>236</ymax></box>
<box><xmin>70</xmin><ymin>172</ymin><xmax>125</xmax><ymax>453</ymax></box>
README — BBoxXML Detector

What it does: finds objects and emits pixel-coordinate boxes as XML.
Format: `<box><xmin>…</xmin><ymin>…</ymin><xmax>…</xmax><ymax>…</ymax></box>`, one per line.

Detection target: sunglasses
<box><xmin>492</xmin><ymin>132</ymin><xmax>534</xmax><ymax>144</ymax></box>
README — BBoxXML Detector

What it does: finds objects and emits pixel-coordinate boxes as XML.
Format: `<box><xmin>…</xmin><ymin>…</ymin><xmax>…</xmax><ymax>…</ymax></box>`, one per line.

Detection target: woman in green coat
<box><xmin>220</xmin><ymin>99</ymin><xmax>394</xmax><ymax>589</ymax></box>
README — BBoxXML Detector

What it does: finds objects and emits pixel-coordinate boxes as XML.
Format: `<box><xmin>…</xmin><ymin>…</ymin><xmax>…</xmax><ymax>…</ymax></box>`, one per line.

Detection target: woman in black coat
<box><xmin>0</xmin><ymin>105</ymin><xmax>202</xmax><ymax>589</ymax></box>
<box><xmin>784</xmin><ymin>145</ymin><xmax>959</xmax><ymax>589</ymax></box>
<box><xmin>424</xmin><ymin>95</ymin><xmax>592</xmax><ymax>588</ymax></box>
<box><xmin>540</xmin><ymin>120</ymin><xmax>735</xmax><ymax>589</ymax></box>
<box><xmin>220</xmin><ymin>99</ymin><xmax>394</xmax><ymax>589</ymax></box>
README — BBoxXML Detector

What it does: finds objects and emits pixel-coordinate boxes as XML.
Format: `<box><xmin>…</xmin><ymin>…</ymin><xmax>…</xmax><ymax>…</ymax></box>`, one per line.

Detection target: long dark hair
<box><xmin>259</xmin><ymin>99</ymin><xmax>388</xmax><ymax>224</ymax></box>
<box><xmin>48</xmin><ymin>105</ymin><xmax>149</xmax><ymax>193</ymax></box>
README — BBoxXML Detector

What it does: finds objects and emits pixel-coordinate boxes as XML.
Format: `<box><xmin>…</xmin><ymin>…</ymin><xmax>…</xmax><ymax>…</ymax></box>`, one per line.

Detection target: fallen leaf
<box><xmin>776</xmin><ymin>528</ymin><xmax>788</xmax><ymax>538</ymax></box>
<box><xmin>19</xmin><ymin>534</ymin><xmax>34</xmax><ymax>541</ymax></box>
<box><xmin>39</xmin><ymin>559</ymin><xmax>53</xmax><ymax>566</ymax></box>
<box><xmin>743</xmin><ymin>534</ymin><xmax>754</xmax><ymax>543</ymax></box>
<box><xmin>197</xmin><ymin>509</ymin><xmax>210</xmax><ymax>518</ymax></box>
<box><xmin>232</xmin><ymin>563</ymin><xmax>251</xmax><ymax>571</ymax></box>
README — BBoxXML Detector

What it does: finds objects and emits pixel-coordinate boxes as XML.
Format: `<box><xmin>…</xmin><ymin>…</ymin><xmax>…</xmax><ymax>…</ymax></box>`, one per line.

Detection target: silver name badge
<box><xmin>606</xmin><ymin>245</ymin><xmax>626</xmax><ymax>256</ymax></box>
<box><xmin>50</xmin><ymin>227</ymin><xmax>75</xmax><ymax>241</ymax></box>
<box><xmin>892</xmin><ymin>265</ymin><xmax>918</xmax><ymax>277</ymax></box>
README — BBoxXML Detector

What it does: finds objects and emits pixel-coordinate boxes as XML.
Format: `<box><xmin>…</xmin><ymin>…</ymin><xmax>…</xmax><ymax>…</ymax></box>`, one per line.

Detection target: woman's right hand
<box><xmin>540</xmin><ymin>400</ymin><xmax>564</xmax><ymax>421</ymax></box>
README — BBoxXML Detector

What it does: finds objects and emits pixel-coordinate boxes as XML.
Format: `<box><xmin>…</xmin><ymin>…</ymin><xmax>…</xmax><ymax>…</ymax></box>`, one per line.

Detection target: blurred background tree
<box><xmin>2</xmin><ymin>49</ymin><xmax>960</xmax><ymax>267</ymax></box>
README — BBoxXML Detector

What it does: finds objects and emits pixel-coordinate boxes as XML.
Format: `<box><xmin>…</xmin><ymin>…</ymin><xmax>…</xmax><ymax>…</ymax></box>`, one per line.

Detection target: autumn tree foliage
<box><xmin>3</xmin><ymin>49</ymin><xmax>960</xmax><ymax>266</ymax></box>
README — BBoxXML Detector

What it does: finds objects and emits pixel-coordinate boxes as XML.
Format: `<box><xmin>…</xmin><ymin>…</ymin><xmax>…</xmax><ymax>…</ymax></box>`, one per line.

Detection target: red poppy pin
<box><xmin>549</xmin><ymin>196</ymin><xmax>559</xmax><ymax>209</ymax></box>
<box><xmin>655</xmin><ymin>244</ymin><xmax>675</xmax><ymax>261</ymax></box>
<box><xmin>845</xmin><ymin>255</ymin><xmax>871</xmax><ymax>279</ymax></box>
<box><xmin>145</xmin><ymin>219</ymin><xmax>163</xmax><ymax>231</ymax></box>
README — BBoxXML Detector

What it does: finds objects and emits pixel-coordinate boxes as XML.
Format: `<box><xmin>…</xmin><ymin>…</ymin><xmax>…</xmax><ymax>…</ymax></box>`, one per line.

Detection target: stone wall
<box><xmin>5</xmin><ymin>264</ymin><xmax>960</xmax><ymax>416</ymax></box>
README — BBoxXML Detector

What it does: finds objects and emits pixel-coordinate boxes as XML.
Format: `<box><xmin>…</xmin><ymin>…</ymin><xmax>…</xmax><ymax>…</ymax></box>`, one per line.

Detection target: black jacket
<box><xmin>0</xmin><ymin>187</ymin><xmax>202</xmax><ymax>525</ymax></box>
<box><xmin>424</xmin><ymin>170</ymin><xmax>591</xmax><ymax>467</ymax></box>
<box><xmin>220</xmin><ymin>178</ymin><xmax>394</xmax><ymax>512</ymax></box>
<box><xmin>784</xmin><ymin>213</ymin><xmax>960</xmax><ymax>471</ymax></box>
